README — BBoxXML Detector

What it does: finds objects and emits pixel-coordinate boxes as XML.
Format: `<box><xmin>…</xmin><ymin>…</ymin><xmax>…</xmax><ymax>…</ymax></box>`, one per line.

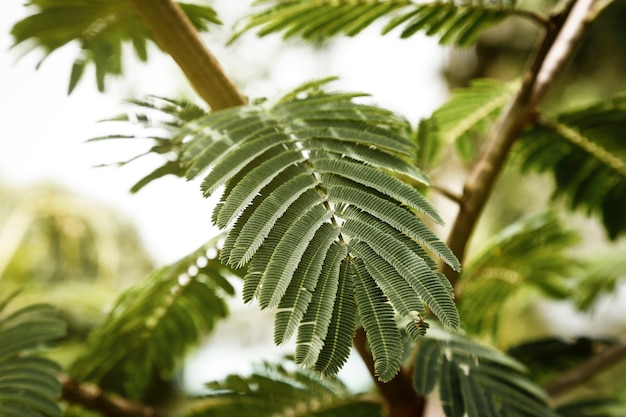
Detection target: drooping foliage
<box><xmin>10</xmin><ymin>0</ymin><xmax>220</xmax><ymax>92</ymax></box>
<box><xmin>431</xmin><ymin>79</ymin><xmax>516</xmax><ymax>160</ymax></box>
<box><xmin>69</xmin><ymin>238</ymin><xmax>236</xmax><ymax>401</ymax></box>
<box><xmin>0</xmin><ymin>292</ymin><xmax>66</xmax><ymax>417</ymax></box>
<box><xmin>88</xmin><ymin>95</ymin><xmax>207</xmax><ymax>192</ymax></box>
<box><xmin>184</xmin><ymin>361</ymin><xmax>383</xmax><ymax>417</ymax></box>
<box><xmin>171</xmin><ymin>79</ymin><xmax>460</xmax><ymax>381</ymax></box>
<box><xmin>412</xmin><ymin>327</ymin><xmax>558</xmax><ymax>417</ymax></box>
<box><xmin>517</xmin><ymin>95</ymin><xmax>626</xmax><ymax>239</ymax></box>
<box><xmin>457</xmin><ymin>211</ymin><xmax>578</xmax><ymax>341</ymax></box>
<box><xmin>236</xmin><ymin>0</ymin><xmax>521</xmax><ymax>47</ymax></box>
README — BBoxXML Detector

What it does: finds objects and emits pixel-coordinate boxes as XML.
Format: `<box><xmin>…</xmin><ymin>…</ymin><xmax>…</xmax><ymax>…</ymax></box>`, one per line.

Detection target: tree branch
<box><xmin>545</xmin><ymin>340</ymin><xmax>626</xmax><ymax>398</ymax></box>
<box><xmin>60</xmin><ymin>375</ymin><xmax>170</xmax><ymax>417</ymax></box>
<box><xmin>353</xmin><ymin>328</ymin><xmax>425</xmax><ymax>417</ymax></box>
<box><xmin>130</xmin><ymin>0</ymin><xmax>247</xmax><ymax>110</ymax></box>
<box><xmin>441</xmin><ymin>0</ymin><xmax>596</xmax><ymax>290</ymax></box>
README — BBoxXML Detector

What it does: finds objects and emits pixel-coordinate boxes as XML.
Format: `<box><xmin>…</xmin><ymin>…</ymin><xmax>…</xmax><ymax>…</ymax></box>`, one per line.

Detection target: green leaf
<box><xmin>575</xmin><ymin>250</ymin><xmax>626</xmax><ymax>311</ymax></box>
<box><xmin>517</xmin><ymin>94</ymin><xmax>626</xmax><ymax>239</ymax></box>
<box><xmin>412</xmin><ymin>328</ymin><xmax>558</xmax><ymax>417</ymax></box>
<box><xmin>236</xmin><ymin>0</ymin><xmax>519</xmax><ymax>47</ymax></box>
<box><xmin>0</xmin><ymin>293</ymin><xmax>65</xmax><ymax>417</ymax></box>
<box><xmin>432</xmin><ymin>79</ymin><xmax>516</xmax><ymax>161</ymax></box>
<box><xmin>184</xmin><ymin>362</ymin><xmax>383</xmax><ymax>417</ymax></box>
<box><xmin>458</xmin><ymin>211</ymin><xmax>578</xmax><ymax>340</ymax></box>
<box><xmin>68</xmin><ymin>238</ymin><xmax>236</xmax><ymax>400</ymax></box>
<box><xmin>11</xmin><ymin>0</ymin><xmax>220</xmax><ymax>92</ymax></box>
<box><xmin>89</xmin><ymin>95</ymin><xmax>207</xmax><ymax>192</ymax></box>
<box><xmin>177</xmin><ymin>80</ymin><xmax>459</xmax><ymax>379</ymax></box>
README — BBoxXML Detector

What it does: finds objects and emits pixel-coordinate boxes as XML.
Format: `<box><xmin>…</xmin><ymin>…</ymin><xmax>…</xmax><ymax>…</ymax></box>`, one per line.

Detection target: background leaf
<box><xmin>517</xmin><ymin>95</ymin><xmax>626</xmax><ymax>239</ymax></box>
<box><xmin>236</xmin><ymin>0</ymin><xmax>520</xmax><ymax>47</ymax></box>
<box><xmin>11</xmin><ymin>0</ymin><xmax>220</xmax><ymax>92</ymax></box>
<box><xmin>68</xmin><ymin>238</ymin><xmax>236</xmax><ymax>401</ymax></box>
<box><xmin>0</xmin><ymin>292</ymin><xmax>66</xmax><ymax>417</ymax></box>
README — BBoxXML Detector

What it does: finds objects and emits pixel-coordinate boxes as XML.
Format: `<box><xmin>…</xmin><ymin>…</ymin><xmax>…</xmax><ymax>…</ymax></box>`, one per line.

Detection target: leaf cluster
<box><xmin>0</xmin><ymin>292</ymin><xmax>66</xmax><ymax>417</ymax></box>
<box><xmin>10</xmin><ymin>0</ymin><xmax>220</xmax><ymax>92</ymax></box>
<box><xmin>237</xmin><ymin>0</ymin><xmax>519</xmax><ymax>47</ymax></box>
<box><xmin>174</xmin><ymin>80</ymin><xmax>460</xmax><ymax>381</ymax></box>
<box><xmin>68</xmin><ymin>239</ymin><xmax>235</xmax><ymax>401</ymax></box>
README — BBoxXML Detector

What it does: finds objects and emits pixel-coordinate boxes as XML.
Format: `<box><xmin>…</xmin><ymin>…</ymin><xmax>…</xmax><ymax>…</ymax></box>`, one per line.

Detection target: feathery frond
<box><xmin>69</xmin><ymin>238</ymin><xmax>236</xmax><ymax>400</ymax></box>
<box><xmin>11</xmin><ymin>0</ymin><xmax>220</xmax><ymax>93</ymax></box>
<box><xmin>0</xmin><ymin>292</ymin><xmax>66</xmax><ymax>417</ymax></box>
<box><xmin>412</xmin><ymin>327</ymin><xmax>558</xmax><ymax>417</ymax></box>
<box><xmin>178</xmin><ymin>80</ymin><xmax>459</xmax><ymax>379</ymax></box>
<box><xmin>432</xmin><ymin>78</ymin><xmax>516</xmax><ymax>160</ymax></box>
<box><xmin>517</xmin><ymin>95</ymin><xmax>626</xmax><ymax>239</ymax></box>
<box><xmin>574</xmin><ymin>249</ymin><xmax>626</xmax><ymax>311</ymax></box>
<box><xmin>88</xmin><ymin>95</ymin><xmax>207</xmax><ymax>192</ymax></box>
<box><xmin>236</xmin><ymin>0</ymin><xmax>521</xmax><ymax>47</ymax></box>
<box><xmin>458</xmin><ymin>211</ymin><xmax>578</xmax><ymax>340</ymax></box>
<box><xmin>184</xmin><ymin>361</ymin><xmax>383</xmax><ymax>417</ymax></box>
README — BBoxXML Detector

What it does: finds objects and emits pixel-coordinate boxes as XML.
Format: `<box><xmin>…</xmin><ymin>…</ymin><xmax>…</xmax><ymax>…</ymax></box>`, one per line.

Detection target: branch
<box><xmin>60</xmin><ymin>375</ymin><xmax>170</xmax><ymax>417</ymax></box>
<box><xmin>545</xmin><ymin>340</ymin><xmax>626</xmax><ymax>398</ymax></box>
<box><xmin>441</xmin><ymin>0</ymin><xmax>597</xmax><ymax>289</ymax></box>
<box><xmin>353</xmin><ymin>327</ymin><xmax>425</xmax><ymax>417</ymax></box>
<box><xmin>130</xmin><ymin>0</ymin><xmax>247</xmax><ymax>110</ymax></box>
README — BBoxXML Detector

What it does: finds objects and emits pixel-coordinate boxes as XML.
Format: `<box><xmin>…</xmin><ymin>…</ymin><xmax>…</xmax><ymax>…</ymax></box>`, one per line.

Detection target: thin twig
<box><xmin>60</xmin><ymin>375</ymin><xmax>170</xmax><ymax>417</ymax></box>
<box><xmin>545</xmin><ymin>341</ymin><xmax>626</xmax><ymax>398</ymax></box>
<box><xmin>441</xmin><ymin>0</ymin><xmax>596</xmax><ymax>290</ymax></box>
<box><xmin>431</xmin><ymin>184</ymin><xmax>463</xmax><ymax>205</ymax></box>
<box><xmin>510</xmin><ymin>9</ymin><xmax>552</xmax><ymax>27</ymax></box>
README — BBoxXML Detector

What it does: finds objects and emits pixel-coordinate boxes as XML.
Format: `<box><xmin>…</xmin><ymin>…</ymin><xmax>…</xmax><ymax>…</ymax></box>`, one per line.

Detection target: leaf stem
<box><xmin>545</xmin><ymin>340</ymin><xmax>626</xmax><ymax>398</ymax></box>
<box><xmin>129</xmin><ymin>0</ymin><xmax>247</xmax><ymax>110</ymax></box>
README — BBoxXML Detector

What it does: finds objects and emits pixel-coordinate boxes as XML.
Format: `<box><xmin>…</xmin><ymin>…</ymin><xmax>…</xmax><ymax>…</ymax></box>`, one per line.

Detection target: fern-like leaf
<box><xmin>68</xmin><ymin>238</ymin><xmax>236</xmax><ymax>400</ymax></box>
<box><xmin>574</xmin><ymin>249</ymin><xmax>626</xmax><ymax>311</ymax></box>
<box><xmin>517</xmin><ymin>95</ymin><xmax>626</xmax><ymax>239</ymax></box>
<box><xmin>11</xmin><ymin>0</ymin><xmax>220</xmax><ymax>92</ymax></box>
<box><xmin>88</xmin><ymin>95</ymin><xmax>207</xmax><ymax>192</ymax></box>
<box><xmin>0</xmin><ymin>292</ymin><xmax>66</xmax><ymax>417</ymax></box>
<box><xmin>412</xmin><ymin>327</ymin><xmax>558</xmax><ymax>417</ymax></box>
<box><xmin>237</xmin><ymin>0</ymin><xmax>520</xmax><ymax>47</ymax></box>
<box><xmin>178</xmin><ymin>80</ymin><xmax>460</xmax><ymax>379</ymax></box>
<box><xmin>458</xmin><ymin>211</ymin><xmax>578</xmax><ymax>340</ymax></box>
<box><xmin>184</xmin><ymin>361</ymin><xmax>383</xmax><ymax>417</ymax></box>
<box><xmin>431</xmin><ymin>78</ymin><xmax>516</xmax><ymax>160</ymax></box>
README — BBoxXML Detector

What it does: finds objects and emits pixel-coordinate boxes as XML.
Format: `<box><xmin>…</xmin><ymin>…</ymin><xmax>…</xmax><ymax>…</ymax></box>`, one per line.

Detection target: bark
<box><xmin>130</xmin><ymin>0</ymin><xmax>247</xmax><ymax>110</ymax></box>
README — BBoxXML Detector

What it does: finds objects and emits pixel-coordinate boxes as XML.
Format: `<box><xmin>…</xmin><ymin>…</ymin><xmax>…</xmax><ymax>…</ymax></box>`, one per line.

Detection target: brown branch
<box><xmin>545</xmin><ymin>341</ymin><xmax>626</xmax><ymax>398</ymax></box>
<box><xmin>353</xmin><ymin>328</ymin><xmax>425</xmax><ymax>417</ymax></box>
<box><xmin>441</xmin><ymin>0</ymin><xmax>596</xmax><ymax>290</ymax></box>
<box><xmin>130</xmin><ymin>0</ymin><xmax>247</xmax><ymax>110</ymax></box>
<box><xmin>60</xmin><ymin>375</ymin><xmax>170</xmax><ymax>417</ymax></box>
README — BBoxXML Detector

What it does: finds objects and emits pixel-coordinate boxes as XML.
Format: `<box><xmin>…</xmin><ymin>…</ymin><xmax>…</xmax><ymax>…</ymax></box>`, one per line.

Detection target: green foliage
<box><xmin>517</xmin><ymin>95</ymin><xmax>626</xmax><ymax>239</ymax></box>
<box><xmin>412</xmin><ymin>327</ymin><xmax>558</xmax><ymax>417</ymax></box>
<box><xmin>10</xmin><ymin>0</ymin><xmax>220</xmax><ymax>93</ymax></box>
<box><xmin>431</xmin><ymin>79</ymin><xmax>516</xmax><ymax>161</ymax></box>
<box><xmin>69</xmin><ymin>239</ymin><xmax>236</xmax><ymax>401</ymax></box>
<box><xmin>176</xmin><ymin>80</ymin><xmax>459</xmax><ymax>380</ymax></box>
<box><xmin>237</xmin><ymin>0</ymin><xmax>519</xmax><ymax>46</ymax></box>
<box><xmin>184</xmin><ymin>361</ymin><xmax>383</xmax><ymax>417</ymax></box>
<box><xmin>88</xmin><ymin>95</ymin><xmax>207</xmax><ymax>192</ymax></box>
<box><xmin>574</xmin><ymin>250</ymin><xmax>626</xmax><ymax>311</ymax></box>
<box><xmin>0</xmin><ymin>291</ymin><xmax>66</xmax><ymax>417</ymax></box>
<box><xmin>458</xmin><ymin>211</ymin><xmax>578</xmax><ymax>340</ymax></box>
